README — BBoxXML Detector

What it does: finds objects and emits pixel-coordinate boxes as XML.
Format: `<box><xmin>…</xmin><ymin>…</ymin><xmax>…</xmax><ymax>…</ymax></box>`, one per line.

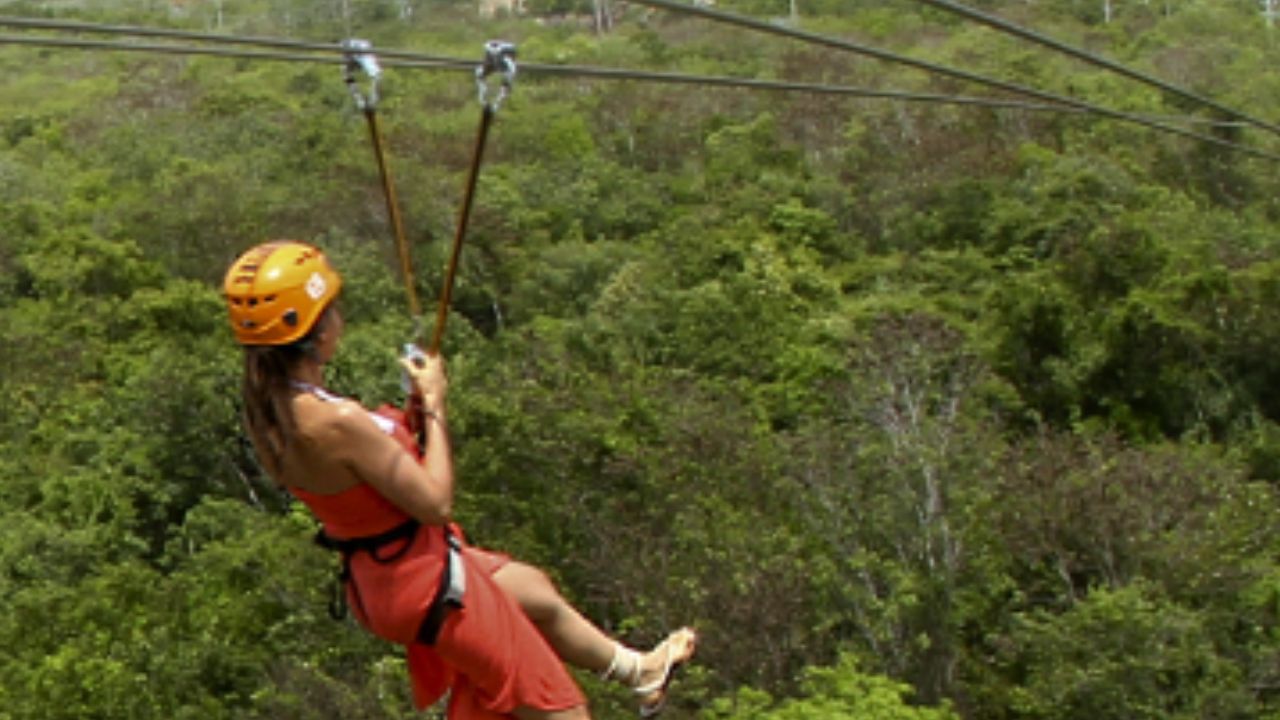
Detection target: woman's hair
<box><xmin>240</xmin><ymin>309</ymin><xmax>329</xmax><ymax>477</ymax></box>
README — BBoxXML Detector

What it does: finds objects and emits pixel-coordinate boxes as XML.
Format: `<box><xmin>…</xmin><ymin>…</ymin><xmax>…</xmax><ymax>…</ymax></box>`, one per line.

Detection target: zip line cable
<box><xmin>0</xmin><ymin>15</ymin><xmax>466</xmax><ymax>66</ymax></box>
<box><xmin>522</xmin><ymin>61</ymin><xmax>1245</xmax><ymax>128</ymax></box>
<box><xmin>0</xmin><ymin>14</ymin><xmax>1245</xmax><ymax>131</ymax></box>
<box><xmin>0</xmin><ymin>19</ymin><xmax>1269</xmax><ymax>158</ymax></box>
<box><xmin>622</xmin><ymin>0</ymin><xmax>1279</xmax><ymax>161</ymax></box>
<box><xmin>903</xmin><ymin>0</ymin><xmax>1280</xmax><ymax>138</ymax></box>
<box><xmin>0</xmin><ymin>30</ymin><xmax>1248</xmax><ymax>130</ymax></box>
<box><xmin>0</xmin><ymin>32</ymin><xmax>1071</xmax><ymax>112</ymax></box>
<box><xmin>0</xmin><ymin>32</ymin><xmax>377</xmax><ymax>65</ymax></box>
<box><xmin>0</xmin><ymin>31</ymin><xmax>1254</xmax><ymax>132</ymax></box>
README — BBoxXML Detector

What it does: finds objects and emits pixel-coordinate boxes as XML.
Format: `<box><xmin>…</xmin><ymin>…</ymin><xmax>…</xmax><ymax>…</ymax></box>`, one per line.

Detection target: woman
<box><xmin>223</xmin><ymin>241</ymin><xmax>696</xmax><ymax>719</ymax></box>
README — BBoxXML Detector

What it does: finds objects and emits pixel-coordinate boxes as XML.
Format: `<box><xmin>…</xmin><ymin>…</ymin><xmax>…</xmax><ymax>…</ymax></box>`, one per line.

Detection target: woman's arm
<box><xmin>313</xmin><ymin>352</ymin><xmax>455</xmax><ymax>525</ymax></box>
<box><xmin>403</xmin><ymin>352</ymin><xmax>455</xmax><ymax>519</ymax></box>
<box><xmin>329</xmin><ymin>403</ymin><xmax>455</xmax><ymax>525</ymax></box>
<box><xmin>332</xmin><ymin>397</ymin><xmax>458</xmax><ymax>520</ymax></box>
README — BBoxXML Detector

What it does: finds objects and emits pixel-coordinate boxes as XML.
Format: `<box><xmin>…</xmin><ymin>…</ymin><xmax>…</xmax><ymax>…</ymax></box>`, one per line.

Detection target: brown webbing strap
<box><xmin>363</xmin><ymin>107</ymin><xmax>423</xmax><ymax>327</ymax></box>
<box><xmin>429</xmin><ymin>102</ymin><xmax>494</xmax><ymax>355</ymax></box>
<box><xmin>429</xmin><ymin>40</ymin><xmax>515</xmax><ymax>354</ymax></box>
<box><xmin>345</xmin><ymin>38</ymin><xmax>424</xmax><ymax>339</ymax></box>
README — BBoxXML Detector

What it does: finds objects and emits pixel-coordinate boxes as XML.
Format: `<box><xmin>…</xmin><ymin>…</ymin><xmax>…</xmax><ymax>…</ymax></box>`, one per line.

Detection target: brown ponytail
<box><xmin>239</xmin><ymin>309</ymin><xmax>329</xmax><ymax>478</ymax></box>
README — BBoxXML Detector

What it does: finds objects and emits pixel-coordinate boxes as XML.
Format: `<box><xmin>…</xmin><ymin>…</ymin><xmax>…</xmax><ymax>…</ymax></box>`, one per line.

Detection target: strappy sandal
<box><xmin>634</xmin><ymin>628</ymin><xmax>697</xmax><ymax>719</ymax></box>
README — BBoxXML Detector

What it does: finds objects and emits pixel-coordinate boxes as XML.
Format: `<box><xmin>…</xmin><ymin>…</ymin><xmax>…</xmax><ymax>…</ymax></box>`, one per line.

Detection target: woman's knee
<box><xmin>494</xmin><ymin>561</ymin><xmax>563</xmax><ymax>623</ymax></box>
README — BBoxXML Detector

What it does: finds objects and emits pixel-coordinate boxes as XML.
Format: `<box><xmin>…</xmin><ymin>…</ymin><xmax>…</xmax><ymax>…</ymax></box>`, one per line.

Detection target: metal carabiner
<box><xmin>475</xmin><ymin>40</ymin><xmax>517</xmax><ymax>112</ymax></box>
<box><xmin>342</xmin><ymin>38</ymin><xmax>382</xmax><ymax>112</ymax></box>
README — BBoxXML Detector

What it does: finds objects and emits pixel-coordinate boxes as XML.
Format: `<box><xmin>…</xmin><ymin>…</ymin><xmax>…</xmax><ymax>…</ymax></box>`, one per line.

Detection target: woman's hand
<box><xmin>400</xmin><ymin>351</ymin><xmax>448</xmax><ymax>415</ymax></box>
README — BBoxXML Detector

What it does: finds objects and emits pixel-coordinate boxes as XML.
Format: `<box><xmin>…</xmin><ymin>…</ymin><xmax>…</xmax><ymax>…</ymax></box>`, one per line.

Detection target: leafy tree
<box><xmin>705</xmin><ymin>654</ymin><xmax>961</xmax><ymax>720</ymax></box>
<box><xmin>1004</xmin><ymin>583</ymin><xmax>1252</xmax><ymax>720</ymax></box>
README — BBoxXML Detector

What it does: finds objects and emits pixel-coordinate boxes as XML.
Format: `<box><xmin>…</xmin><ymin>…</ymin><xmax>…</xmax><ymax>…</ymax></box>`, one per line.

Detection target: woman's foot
<box><xmin>633</xmin><ymin>628</ymin><xmax>697</xmax><ymax>718</ymax></box>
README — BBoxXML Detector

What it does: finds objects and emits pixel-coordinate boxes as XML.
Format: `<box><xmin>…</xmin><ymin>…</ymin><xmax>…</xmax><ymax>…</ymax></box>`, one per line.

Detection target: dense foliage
<box><xmin>2</xmin><ymin>0</ymin><xmax>1279</xmax><ymax>718</ymax></box>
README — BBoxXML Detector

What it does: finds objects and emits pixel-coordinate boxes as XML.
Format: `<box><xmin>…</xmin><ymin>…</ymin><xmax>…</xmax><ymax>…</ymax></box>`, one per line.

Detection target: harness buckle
<box><xmin>443</xmin><ymin>531</ymin><xmax>467</xmax><ymax>605</ymax></box>
<box><xmin>417</xmin><ymin>529</ymin><xmax>467</xmax><ymax>645</ymax></box>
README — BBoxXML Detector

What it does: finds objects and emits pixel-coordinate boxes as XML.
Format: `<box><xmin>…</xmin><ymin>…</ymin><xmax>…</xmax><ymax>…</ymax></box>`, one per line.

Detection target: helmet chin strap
<box><xmin>298</xmin><ymin>337</ymin><xmax>321</xmax><ymax>363</ymax></box>
<box><xmin>295</xmin><ymin>304</ymin><xmax>338</xmax><ymax>364</ymax></box>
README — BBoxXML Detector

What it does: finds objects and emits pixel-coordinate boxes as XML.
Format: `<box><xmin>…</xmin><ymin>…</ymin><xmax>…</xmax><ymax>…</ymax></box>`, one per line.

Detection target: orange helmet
<box><xmin>223</xmin><ymin>241</ymin><xmax>342</xmax><ymax>346</ymax></box>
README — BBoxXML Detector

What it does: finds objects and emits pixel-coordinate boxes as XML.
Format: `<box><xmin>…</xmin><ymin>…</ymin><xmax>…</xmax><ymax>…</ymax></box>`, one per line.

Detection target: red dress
<box><xmin>290</xmin><ymin>400</ymin><xmax>586</xmax><ymax>718</ymax></box>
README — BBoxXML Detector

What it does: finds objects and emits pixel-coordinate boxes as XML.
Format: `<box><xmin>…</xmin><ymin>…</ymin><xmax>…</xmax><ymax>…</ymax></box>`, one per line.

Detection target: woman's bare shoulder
<box><xmin>277</xmin><ymin>395</ymin><xmax>371</xmax><ymax>492</ymax></box>
<box><xmin>293</xmin><ymin>393</ymin><xmax>360</xmax><ymax>432</ymax></box>
<box><xmin>293</xmin><ymin>394</ymin><xmax>391</xmax><ymax>456</ymax></box>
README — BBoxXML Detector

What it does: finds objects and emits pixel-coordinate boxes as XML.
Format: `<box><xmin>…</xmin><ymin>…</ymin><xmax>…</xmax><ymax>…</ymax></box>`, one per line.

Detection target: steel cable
<box><xmin>0</xmin><ymin>18</ymin><xmax>1270</xmax><ymax>160</ymax></box>
<box><xmin>0</xmin><ymin>31</ymin><xmax>1246</xmax><ymax>129</ymax></box>
<box><xmin>623</xmin><ymin>0</ymin><xmax>1279</xmax><ymax>161</ymax></box>
<box><xmin>904</xmin><ymin>0</ymin><xmax>1280</xmax><ymax>138</ymax></box>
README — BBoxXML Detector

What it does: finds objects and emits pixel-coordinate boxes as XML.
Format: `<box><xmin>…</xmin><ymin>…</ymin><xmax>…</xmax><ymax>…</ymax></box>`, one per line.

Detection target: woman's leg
<box><xmin>492</xmin><ymin>560</ymin><xmax>697</xmax><ymax>699</ymax></box>
<box><xmin>492</xmin><ymin>561</ymin><xmax>614</xmax><ymax>671</ymax></box>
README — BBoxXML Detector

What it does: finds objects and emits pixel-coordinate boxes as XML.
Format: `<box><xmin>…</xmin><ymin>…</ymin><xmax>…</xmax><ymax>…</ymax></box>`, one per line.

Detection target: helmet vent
<box><xmin>225</xmin><ymin>241</ymin><xmax>338</xmax><ymax>346</ymax></box>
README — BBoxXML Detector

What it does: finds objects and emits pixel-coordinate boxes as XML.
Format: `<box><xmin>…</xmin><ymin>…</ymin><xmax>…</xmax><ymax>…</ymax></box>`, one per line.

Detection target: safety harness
<box><xmin>292</xmin><ymin>381</ymin><xmax>468</xmax><ymax>646</ymax></box>
<box><xmin>343</xmin><ymin>38</ymin><xmax>516</xmax><ymax>447</ymax></box>
<box><xmin>322</xmin><ymin>39</ymin><xmax>514</xmax><ymax>647</ymax></box>
<box><xmin>315</xmin><ymin>522</ymin><xmax>467</xmax><ymax>646</ymax></box>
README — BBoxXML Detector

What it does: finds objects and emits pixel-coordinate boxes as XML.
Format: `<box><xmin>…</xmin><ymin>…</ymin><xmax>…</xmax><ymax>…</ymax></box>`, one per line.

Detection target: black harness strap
<box><xmin>314</xmin><ymin>521</ymin><xmax>465</xmax><ymax>645</ymax></box>
<box><xmin>315</xmin><ymin>517</ymin><xmax>420</xmax><ymax>558</ymax></box>
<box><xmin>417</xmin><ymin>529</ymin><xmax>466</xmax><ymax>645</ymax></box>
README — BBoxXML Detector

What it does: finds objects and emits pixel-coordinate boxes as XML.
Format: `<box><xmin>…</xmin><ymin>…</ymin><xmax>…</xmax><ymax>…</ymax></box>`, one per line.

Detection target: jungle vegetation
<box><xmin>1</xmin><ymin>0</ymin><xmax>1279</xmax><ymax>718</ymax></box>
